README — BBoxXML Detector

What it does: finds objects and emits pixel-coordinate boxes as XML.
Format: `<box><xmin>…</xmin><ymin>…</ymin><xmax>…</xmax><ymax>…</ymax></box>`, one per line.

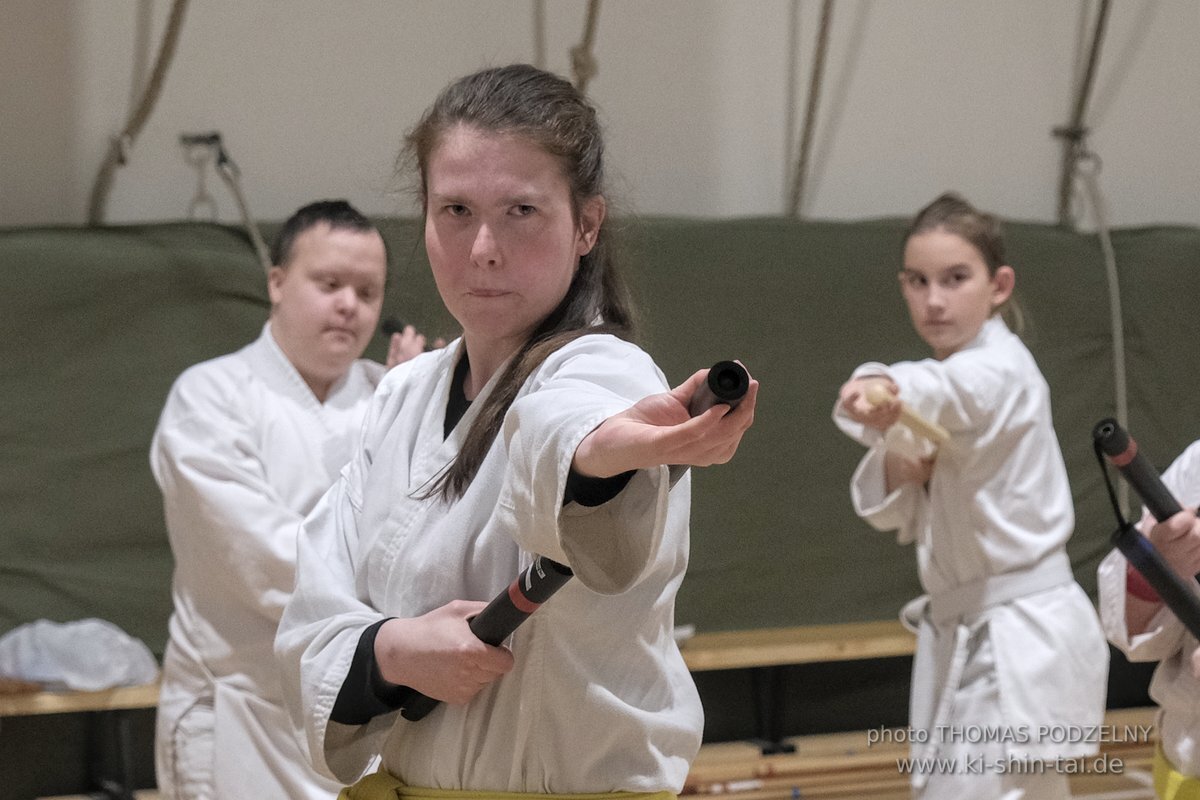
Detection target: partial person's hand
<box><xmin>839</xmin><ymin>377</ymin><xmax>902</xmax><ymax>432</ymax></box>
<box><xmin>571</xmin><ymin>365</ymin><xmax>758</xmax><ymax>479</ymax></box>
<box><xmin>885</xmin><ymin>450</ymin><xmax>935</xmax><ymax>491</ymax></box>
<box><xmin>1191</xmin><ymin>643</ymin><xmax>1200</xmax><ymax>681</ymax></box>
<box><xmin>1144</xmin><ymin>509</ymin><xmax>1200</xmax><ymax>580</ymax></box>
<box><xmin>374</xmin><ymin>600</ymin><xmax>514</xmax><ymax>705</ymax></box>
<box><xmin>386</xmin><ymin>325</ymin><xmax>428</xmax><ymax>368</ymax></box>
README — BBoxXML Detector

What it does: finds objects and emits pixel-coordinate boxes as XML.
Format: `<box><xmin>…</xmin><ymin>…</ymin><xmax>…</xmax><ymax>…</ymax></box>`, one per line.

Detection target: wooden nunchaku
<box><xmin>862</xmin><ymin>382</ymin><xmax>949</xmax><ymax>446</ymax></box>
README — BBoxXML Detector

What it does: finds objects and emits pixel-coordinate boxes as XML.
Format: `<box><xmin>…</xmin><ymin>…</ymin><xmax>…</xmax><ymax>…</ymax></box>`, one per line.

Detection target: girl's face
<box><xmin>423</xmin><ymin>125</ymin><xmax>603</xmax><ymax>359</ymax></box>
<box><xmin>899</xmin><ymin>227</ymin><xmax>1014</xmax><ymax>360</ymax></box>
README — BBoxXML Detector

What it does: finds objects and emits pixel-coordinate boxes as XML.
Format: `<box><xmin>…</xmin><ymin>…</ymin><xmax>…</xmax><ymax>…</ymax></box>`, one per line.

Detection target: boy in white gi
<box><xmin>1098</xmin><ymin>444</ymin><xmax>1200</xmax><ymax>799</ymax></box>
<box><xmin>152</xmin><ymin>200</ymin><xmax>429</xmax><ymax>799</ymax></box>
<box><xmin>834</xmin><ymin>193</ymin><xmax>1108</xmax><ymax>799</ymax></box>
<box><xmin>275</xmin><ymin>65</ymin><xmax>759</xmax><ymax>799</ymax></box>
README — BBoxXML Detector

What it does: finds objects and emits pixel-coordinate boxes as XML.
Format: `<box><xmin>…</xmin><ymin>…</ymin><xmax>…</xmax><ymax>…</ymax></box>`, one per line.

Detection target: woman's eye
<box><xmin>446</xmin><ymin>204</ymin><xmax>468</xmax><ymax>216</ymax></box>
<box><xmin>513</xmin><ymin>204</ymin><xmax>536</xmax><ymax>216</ymax></box>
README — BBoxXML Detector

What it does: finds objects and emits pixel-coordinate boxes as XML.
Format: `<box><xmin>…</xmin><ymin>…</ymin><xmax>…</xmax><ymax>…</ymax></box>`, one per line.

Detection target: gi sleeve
<box><xmin>151</xmin><ymin>369</ymin><xmax>303</xmax><ymax>624</ymax></box>
<box><xmin>849</xmin><ymin>443</ymin><xmax>923</xmax><ymax>545</ymax></box>
<box><xmin>1097</xmin><ymin>547</ymin><xmax>1187</xmax><ymax>661</ymax></box>
<box><xmin>496</xmin><ymin>336</ymin><xmax>676</xmax><ymax>595</ymax></box>
<box><xmin>833</xmin><ymin>362</ymin><xmax>923</xmax><ymax>543</ymax></box>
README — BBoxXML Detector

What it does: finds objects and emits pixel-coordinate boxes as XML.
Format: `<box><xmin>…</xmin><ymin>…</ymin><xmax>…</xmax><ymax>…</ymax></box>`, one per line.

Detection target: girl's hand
<box><xmin>839</xmin><ymin>377</ymin><xmax>902</xmax><ymax>432</ymax></box>
<box><xmin>885</xmin><ymin>450</ymin><xmax>935</xmax><ymax>493</ymax></box>
<box><xmin>571</xmin><ymin>366</ymin><xmax>759</xmax><ymax>479</ymax></box>
<box><xmin>374</xmin><ymin>600</ymin><xmax>514</xmax><ymax>705</ymax></box>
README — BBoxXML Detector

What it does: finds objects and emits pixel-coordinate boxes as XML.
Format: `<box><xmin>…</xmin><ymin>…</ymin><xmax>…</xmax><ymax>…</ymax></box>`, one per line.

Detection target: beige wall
<box><xmin>2</xmin><ymin>0</ymin><xmax>1196</xmax><ymax>228</ymax></box>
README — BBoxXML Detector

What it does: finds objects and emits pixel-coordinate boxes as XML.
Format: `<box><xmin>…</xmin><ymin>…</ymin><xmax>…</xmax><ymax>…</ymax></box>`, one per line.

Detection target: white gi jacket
<box><xmin>151</xmin><ymin>323</ymin><xmax>384</xmax><ymax>800</ymax></box>
<box><xmin>275</xmin><ymin>334</ymin><xmax>702</xmax><ymax>794</ymax></box>
<box><xmin>1098</xmin><ymin>440</ymin><xmax>1200</xmax><ymax>777</ymax></box>
<box><xmin>834</xmin><ymin>318</ymin><xmax>1108</xmax><ymax>772</ymax></box>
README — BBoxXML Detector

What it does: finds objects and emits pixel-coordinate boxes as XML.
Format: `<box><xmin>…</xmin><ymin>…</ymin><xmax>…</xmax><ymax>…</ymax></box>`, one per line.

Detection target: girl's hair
<box><xmin>904</xmin><ymin>191</ymin><xmax>1024</xmax><ymax>331</ymax></box>
<box><xmin>904</xmin><ymin>192</ymin><xmax>1005</xmax><ymax>273</ymax></box>
<box><xmin>401</xmin><ymin>64</ymin><xmax>637</xmax><ymax>500</ymax></box>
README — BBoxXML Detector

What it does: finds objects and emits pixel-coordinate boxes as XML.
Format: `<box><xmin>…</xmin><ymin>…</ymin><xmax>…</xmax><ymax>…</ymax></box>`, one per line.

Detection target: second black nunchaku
<box><xmin>1093</xmin><ymin>417</ymin><xmax>1200</xmax><ymax>640</ymax></box>
<box><xmin>395</xmin><ymin>360</ymin><xmax>750</xmax><ymax>722</ymax></box>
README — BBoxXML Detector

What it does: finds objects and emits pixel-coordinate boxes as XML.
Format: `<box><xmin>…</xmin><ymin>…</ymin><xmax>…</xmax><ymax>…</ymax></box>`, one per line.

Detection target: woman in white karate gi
<box><xmin>1098</xmin><ymin>444</ymin><xmax>1200</xmax><ymax>798</ymax></box>
<box><xmin>152</xmin><ymin>201</ymin><xmax>428</xmax><ymax>799</ymax></box>
<box><xmin>833</xmin><ymin>193</ymin><xmax>1108</xmax><ymax>799</ymax></box>
<box><xmin>275</xmin><ymin>64</ymin><xmax>758</xmax><ymax>799</ymax></box>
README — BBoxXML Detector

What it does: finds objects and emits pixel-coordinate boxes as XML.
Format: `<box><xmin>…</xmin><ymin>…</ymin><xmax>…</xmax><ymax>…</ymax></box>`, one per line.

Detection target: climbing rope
<box><xmin>215</xmin><ymin>156</ymin><xmax>271</xmax><ymax>273</ymax></box>
<box><xmin>1078</xmin><ymin>151</ymin><xmax>1129</xmax><ymax>514</ymax></box>
<box><xmin>1053</xmin><ymin>1</ymin><xmax>1127</xmax><ymax>509</ymax></box>
<box><xmin>87</xmin><ymin>0</ymin><xmax>191</xmax><ymax>225</ymax></box>
<box><xmin>788</xmin><ymin>0</ymin><xmax>834</xmax><ymax>219</ymax></box>
<box><xmin>570</xmin><ymin>0</ymin><xmax>602</xmax><ymax>94</ymax></box>
<box><xmin>1053</xmin><ymin>0</ymin><xmax>1111</xmax><ymax>228</ymax></box>
<box><xmin>532</xmin><ymin>0</ymin><xmax>547</xmax><ymax>70</ymax></box>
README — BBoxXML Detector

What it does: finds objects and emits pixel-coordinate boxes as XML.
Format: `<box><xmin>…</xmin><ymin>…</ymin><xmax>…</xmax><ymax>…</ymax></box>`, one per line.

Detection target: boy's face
<box><xmin>268</xmin><ymin>222</ymin><xmax>387</xmax><ymax>393</ymax></box>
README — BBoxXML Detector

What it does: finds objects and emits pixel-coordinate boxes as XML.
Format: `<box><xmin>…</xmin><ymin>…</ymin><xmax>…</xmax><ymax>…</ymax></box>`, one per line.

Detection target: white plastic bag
<box><xmin>0</xmin><ymin>618</ymin><xmax>159</xmax><ymax>691</ymax></box>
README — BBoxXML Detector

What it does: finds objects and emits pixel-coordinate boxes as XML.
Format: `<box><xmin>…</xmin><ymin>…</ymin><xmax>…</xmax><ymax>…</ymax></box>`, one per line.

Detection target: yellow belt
<box><xmin>340</xmin><ymin>770</ymin><xmax>677</xmax><ymax>800</ymax></box>
<box><xmin>1155</xmin><ymin>745</ymin><xmax>1200</xmax><ymax>800</ymax></box>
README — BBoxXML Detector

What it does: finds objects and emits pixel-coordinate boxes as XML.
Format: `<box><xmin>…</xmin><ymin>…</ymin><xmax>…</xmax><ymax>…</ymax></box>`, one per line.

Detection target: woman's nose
<box><xmin>470</xmin><ymin>223</ymin><xmax>501</xmax><ymax>268</ymax></box>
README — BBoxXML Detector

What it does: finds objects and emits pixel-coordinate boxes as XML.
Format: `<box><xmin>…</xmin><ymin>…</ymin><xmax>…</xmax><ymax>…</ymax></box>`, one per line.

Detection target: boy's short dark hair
<box><xmin>270</xmin><ymin>200</ymin><xmax>380</xmax><ymax>267</ymax></box>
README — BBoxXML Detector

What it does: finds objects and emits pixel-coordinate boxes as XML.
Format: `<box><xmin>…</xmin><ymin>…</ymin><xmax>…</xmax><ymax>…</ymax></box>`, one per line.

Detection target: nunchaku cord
<box><xmin>1093</xmin><ymin>437</ymin><xmax>1129</xmax><ymax>530</ymax></box>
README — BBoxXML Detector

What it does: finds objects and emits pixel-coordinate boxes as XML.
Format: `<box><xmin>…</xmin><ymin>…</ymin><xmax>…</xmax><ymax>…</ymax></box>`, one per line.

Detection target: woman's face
<box><xmin>899</xmin><ymin>227</ymin><xmax>1013</xmax><ymax>360</ymax></box>
<box><xmin>423</xmin><ymin>124</ymin><xmax>603</xmax><ymax>359</ymax></box>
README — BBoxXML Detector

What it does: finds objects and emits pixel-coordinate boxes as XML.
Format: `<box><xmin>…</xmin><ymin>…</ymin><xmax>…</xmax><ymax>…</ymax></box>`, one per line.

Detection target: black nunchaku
<box><xmin>1093</xmin><ymin>418</ymin><xmax>1200</xmax><ymax>640</ymax></box>
<box><xmin>395</xmin><ymin>360</ymin><xmax>751</xmax><ymax>722</ymax></box>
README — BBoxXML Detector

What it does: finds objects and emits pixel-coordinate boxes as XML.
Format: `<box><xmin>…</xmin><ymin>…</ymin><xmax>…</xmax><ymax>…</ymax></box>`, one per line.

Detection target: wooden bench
<box><xmin>679</xmin><ymin>620</ymin><xmax>917</xmax><ymax>753</ymax></box>
<box><xmin>2</xmin><ymin>625</ymin><xmax>913</xmax><ymax>786</ymax></box>
<box><xmin>0</xmin><ymin>621</ymin><xmax>908</xmax><ymax>708</ymax></box>
<box><xmin>0</xmin><ymin>682</ymin><xmax>159</xmax><ymax>717</ymax></box>
<box><xmin>1</xmin><ymin>682</ymin><xmax>160</xmax><ymax>800</ymax></box>
<box><xmin>4</xmin><ymin>675</ymin><xmax>1155</xmax><ymax>799</ymax></box>
<box><xmin>684</xmin><ymin>706</ymin><xmax>1158</xmax><ymax>799</ymax></box>
<box><xmin>39</xmin><ymin>793</ymin><xmax>160</xmax><ymax>800</ymax></box>
<box><xmin>679</xmin><ymin>620</ymin><xmax>916</xmax><ymax>672</ymax></box>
